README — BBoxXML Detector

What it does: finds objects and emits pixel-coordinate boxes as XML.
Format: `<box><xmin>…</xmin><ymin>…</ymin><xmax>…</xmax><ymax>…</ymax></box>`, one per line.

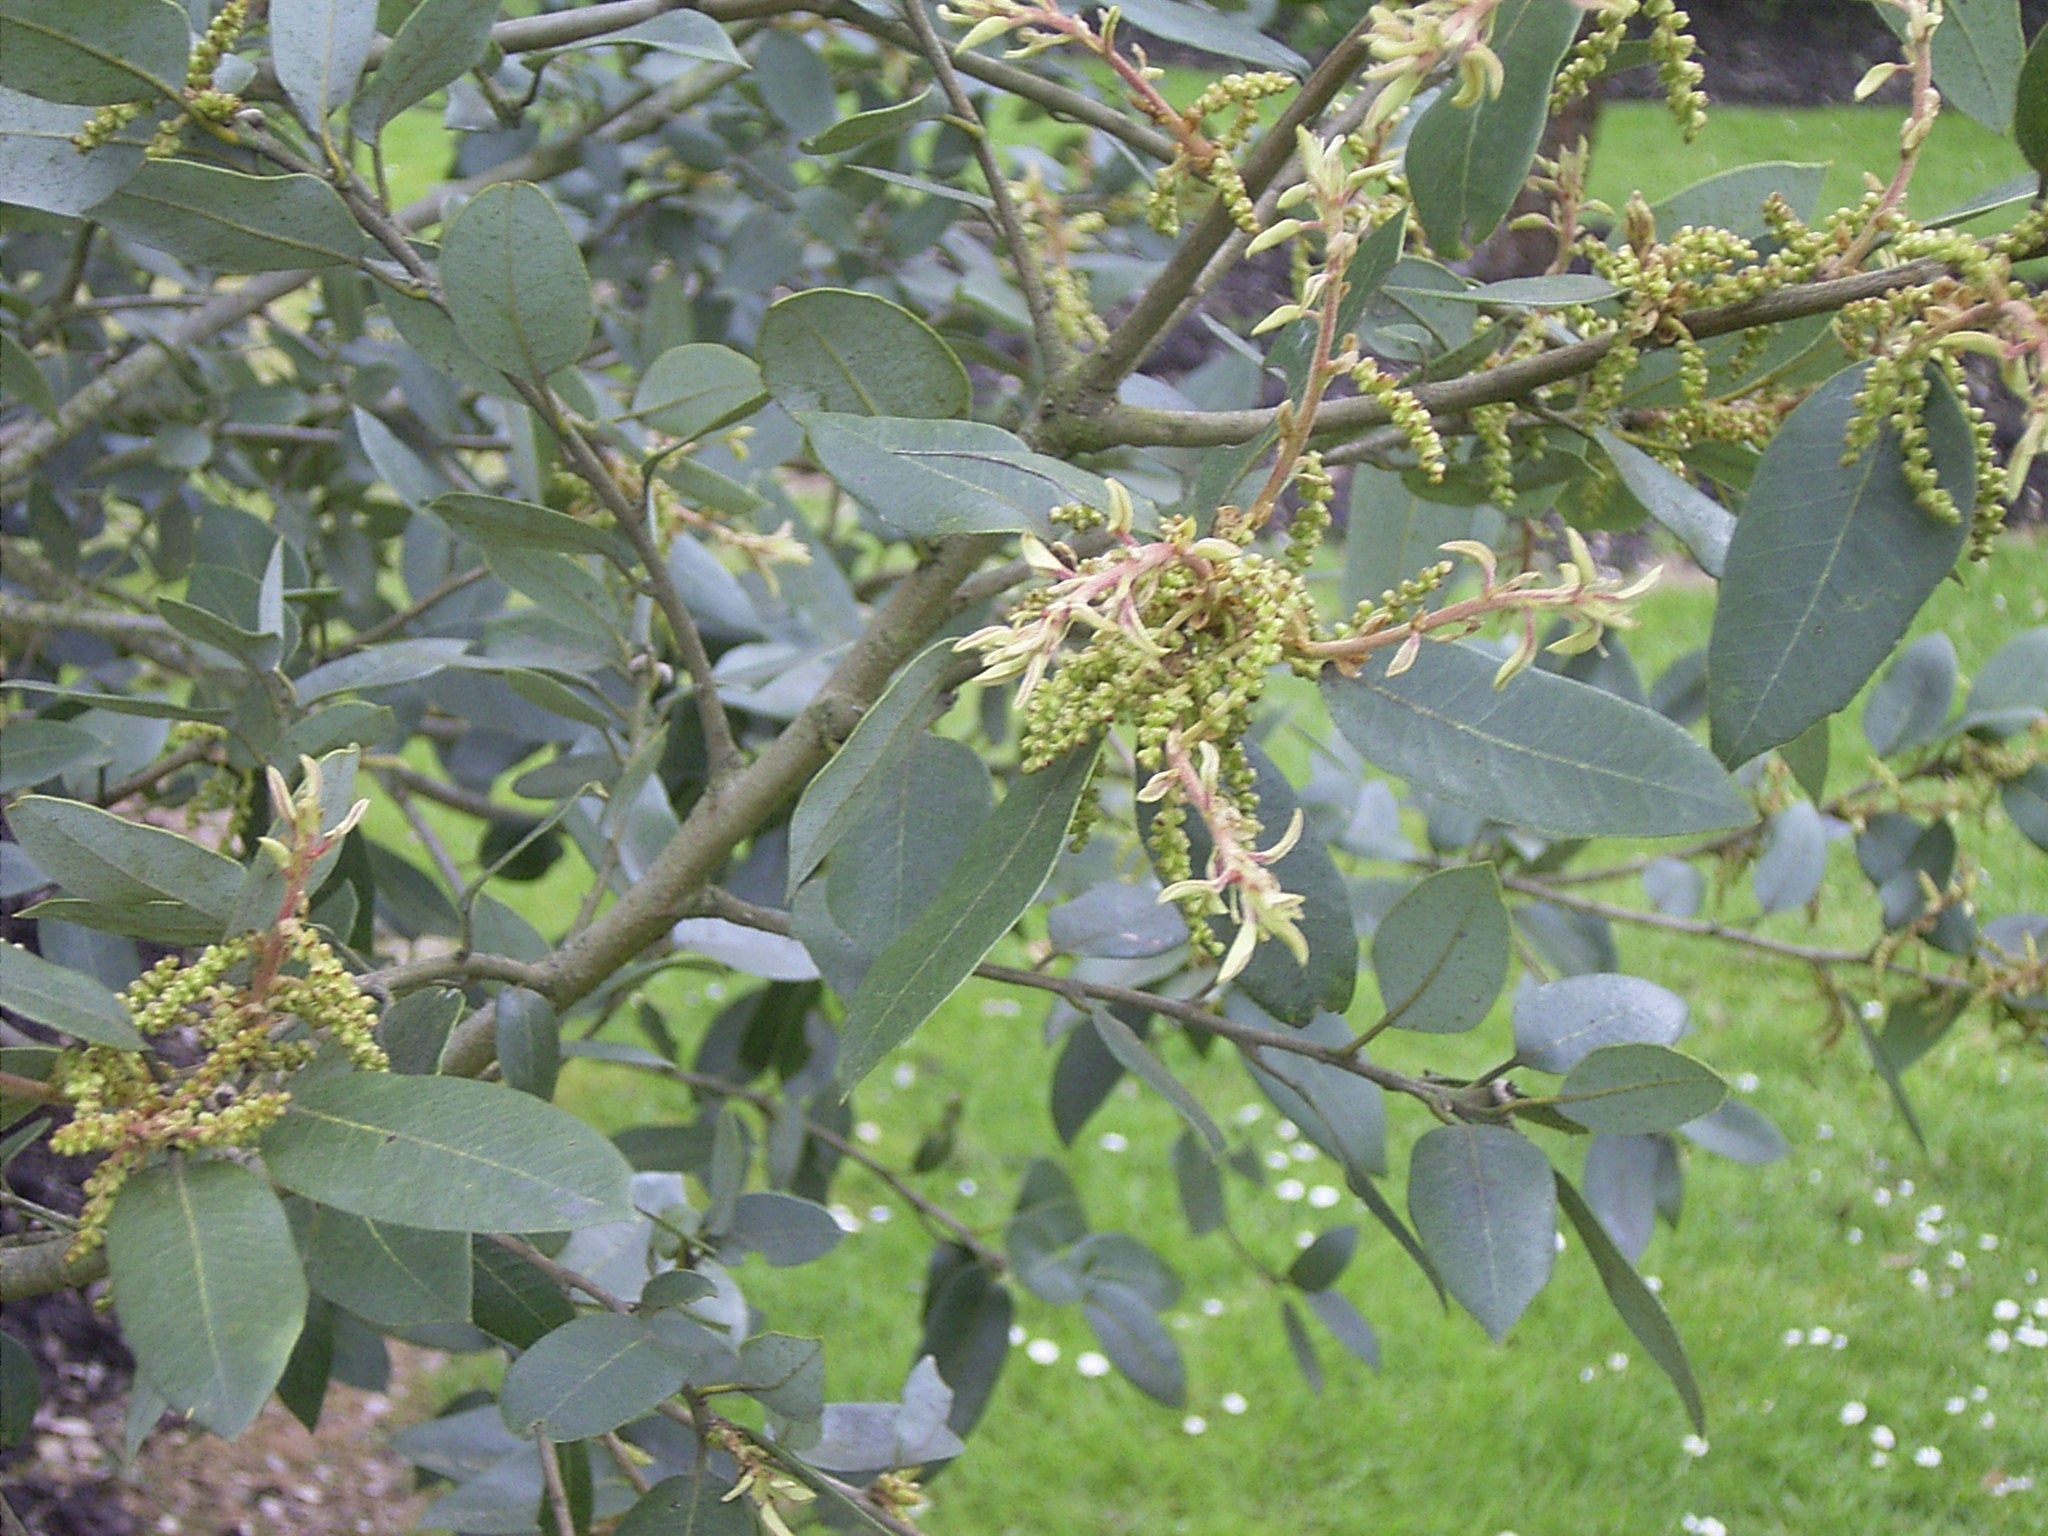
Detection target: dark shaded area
<box><xmin>1611</xmin><ymin>0</ymin><xmax>2048</xmax><ymax>105</ymax></box>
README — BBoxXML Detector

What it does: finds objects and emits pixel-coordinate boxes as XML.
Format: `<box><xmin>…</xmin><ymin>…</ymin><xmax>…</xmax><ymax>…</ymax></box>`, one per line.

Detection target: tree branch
<box><xmin>0</xmin><ymin>1234</ymin><xmax>106</xmax><ymax>1303</ymax></box>
<box><xmin>1059</xmin><ymin>256</ymin><xmax>1954</xmax><ymax>452</ymax></box>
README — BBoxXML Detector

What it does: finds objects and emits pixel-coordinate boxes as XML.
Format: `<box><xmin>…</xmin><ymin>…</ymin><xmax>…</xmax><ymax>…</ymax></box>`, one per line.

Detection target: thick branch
<box><xmin>441</xmin><ymin>535</ymin><xmax>1003</xmax><ymax>1074</ymax></box>
<box><xmin>1062</xmin><ymin>257</ymin><xmax>1953</xmax><ymax>452</ymax></box>
<box><xmin>1059</xmin><ymin>21</ymin><xmax>1375</xmax><ymax>407</ymax></box>
<box><xmin>0</xmin><ymin>1235</ymin><xmax>107</xmax><ymax>1303</ymax></box>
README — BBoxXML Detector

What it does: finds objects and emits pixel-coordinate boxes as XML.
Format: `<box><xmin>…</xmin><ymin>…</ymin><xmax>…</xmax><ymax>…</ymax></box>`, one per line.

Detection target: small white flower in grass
<box><xmin>1680</xmin><ymin>1434</ymin><xmax>1709</xmax><ymax>1458</ymax></box>
<box><xmin>1807</xmin><ymin>1327</ymin><xmax>1833</xmax><ymax>1346</ymax></box>
<box><xmin>1816</xmin><ymin>1122</ymin><xmax>1835</xmax><ymax>1140</ymax></box>
<box><xmin>1871</xmin><ymin>1425</ymin><xmax>1896</xmax><ymax>1451</ymax></box>
<box><xmin>1946</xmin><ymin>1251</ymin><xmax>1968</xmax><ymax>1270</ymax></box>
<box><xmin>2036</xmin><ymin>1297</ymin><xmax>2048</xmax><ymax>1316</ymax></box>
<box><xmin>1098</xmin><ymin>1131</ymin><xmax>1129</xmax><ymax>1154</ymax></box>
<box><xmin>1555</xmin><ymin>1231</ymin><xmax>1568</xmax><ymax>1254</ymax></box>
<box><xmin>1944</xmin><ymin>1396</ymin><xmax>1967</xmax><ymax>1415</ymax></box>
<box><xmin>980</xmin><ymin>997</ymin><xmax>1022</xmax><ymax>1018</ymax></box>
<box><xmin>1919</xmin><ymin>1204</ymin><xmax>1946</xmax><ymax>1224</ymax></box>
<box><xmin>1181</xmin><ymin>1415</ymin><xmax>1207</xmax><ymax>1436</ymax></box>
<box><xmin>1644</xmin><ymin>1275</ymin><xmax>1662</xmax><ymax>1293</ymax></box>
<box><xmin>1808</xmin><ymin>1169</ymin><xmax>1824</xmax><ymax>1186</ymax></box>
<box><xmin>1235</xmin><ymin>1104</ymin><xmax>1263</xmax><ymax>1126</ymax></box>
<box><xmin>867</xmin><ymin>1204</ymin><xmax>893</xmax><ymax>1224</ymax></box>
<box><xmin>1290</xmin><ymin>1142</ymin><xmax>1318</xmax><ymax>1163</ymax></box>
<box><xmin>1580</xmin><ymin>1366</ymin><xmax>1599</xmax><ymax>1383</ymax></box>
<box><xmin>1874</xmin><ymin>1187</ymin><xmax>1893</xmax><ymax>1207</ymax></box>
<box><xmin>704</xmin><ymin>981</ymin><xmax>727</xmax><ymax>1002</ymax></box>
<box><xmin>1274</xmin><ymin>1119</ymin><xmax>1299</xmax><ymax>1142</ymax></box>
<box><xmin>956</xmin><ymin>1178</ymin><xmax>978</xmax><ymax>1197</ymax></box>
<box><xmin>1308</xmin><ymin>1185</ymin><xmax>1340</xmax><ymax>1209</ymax></box>
<box><xmin>1989</xmin><ymin>1473</ymin><xmax>2035</xmax><ymax>1496</ymax></box>
<box><xmin>1076</xmin><ymin>1352</ymin><xmax>1110</xmax><ymax>1378</ymax></box>
<box><xmin>1008</xmin><ymin>1325</ymin><xmax>1027</xmax><ymax>1346</ymax></box>
<box><xmin>1832</xmin><ymin>1334</ymin><xmax>1849</xmax><ymax>1350</ymax></box>
<box><xmin>1994</xmin><ymin>1299</ymin><xmax>2023</xmax><ymax>1324</ymax></box>
<box><xmin>1979</xmin><ymin>1411</ymin><xmax>1997</xmax><ymax>1430</ymax></box>
<box><xmin>1915</xmin><ymin>1223</ymin><xmax>1941</xmax><ymax>1244</ymax></box>
<box><xmin>1296</xmin><ymin>1230</ymin><xmax>1316</xmax><ymax>1248</ymax></box>
<box><xmin>1988</xmin><ymin>1330</ymin><xmax>2013</xmax><ymax>1353</ymax></box>
<box><xmin>1607</xmin><ymin>1352</ymin><xmax>1629</xmax><ymax>1373</ymax></box>
<box><xmin>1784</xmin><ymin>1329</ymin><xmax>1805</xmax><ymax>1348</ymax></box>
<box><xmin>1201</xmin><ymin>1297</ymin><xmax>1225</xmax><ymax>1317</ymax></box>
<box><xmin>2016</xmin><ymin>1323</ymin><xmax>2048</xmax><ymax>1348</ymax></box>
<box><xmin>1979</xmin><ymin>1233</ymin><xmax>2000</xmax><ymax>1251</ymax></box>
<box><xmin>855</xmin><ymin>1121</ymin><xmax>883</xmax><ymax>1145</ymax></box>
<box><xmin>1898</xmin><ymin>1178</ymin><xmax>1915</xmax><ymax>1196</ymax></box>
<box><xmin>1871</xmin><ymin>1451</ymin><xmax>1891</xmax><ymax>1468</ymax></box>
<box><xmin>1220</xmin><ymin>1392</ymin><xmax>1247</xmax><ymax>1415</ymax></box>
<box><xmin>1909</xmin><ymin>1269</ymin><xmax>1930</xmax><ymax>1291</ymax></box>
<box><xmin>830</xmin><ymin>1204</ymin><xmax>862</xmax><ymax>1232</ymax></box>
<box><xmin>1026</xmin><ymin>1339</ymin><xmax>1060</xmax><ymax>1365</ymax></box>
<box><xmin>1971</xmin><ymin>1384</ymin><xmax>1989</xmax><ymax>1401</ymax></box>
<box><xmin>1276</xmin><ymin>1178</ymin><xmax>1305</xmax><ymax>1202</ymax></box>
<box><xmin>1734</xmin><ymin>1072</ymin><xmax>1760</xmax><ymax>1093</ymax></box>
<box><xmin>1860</xmin><ymin>1000</ymin><xmax>1885</xmax><ymax>1022</ymax></box>
<box><xmin>1913</xmin><ymin>1446</ymin><xmax>1942</xmax><ymax>1468</ymax></box>
<box><xmin>1848</xmin><ymin>1227</ymin><xmax>1864</xmax><ymax>1245</ymax></box>
<box><xmin>891</xmin><ymin>1063</ymin><xmax>917</xmax><ymax>1090</ymax></box>
<box><xmin>1840</xmin><ymin>1401</ymin><xmax>1868</xmax><ymax>1426</ymax></box>
<box><xmin>1264</xmin><ymin>1150</ymin><xmax>1291</xmax><ymax>1171</ymax></box>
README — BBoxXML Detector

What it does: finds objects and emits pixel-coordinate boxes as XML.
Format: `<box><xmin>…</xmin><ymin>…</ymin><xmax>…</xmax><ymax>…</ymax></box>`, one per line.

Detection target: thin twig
<box><xmin>96</xmin><ymin>737</ymin><xmax>220</xmax><ymax>807</ymax></box>
<box><xmin>331</xmin><ymin>565</ymin><xmax>491</xmax><ymax>656</ymax></box>
<box><xmin>896</xmin><ymin>0</ymin><xmax>1068</xmax><ymax>369</ymax></box>
<box><xmin>534</xmin><ymin>1429</ymin><xmax>577</xmax><ymax>1536</ymax></box>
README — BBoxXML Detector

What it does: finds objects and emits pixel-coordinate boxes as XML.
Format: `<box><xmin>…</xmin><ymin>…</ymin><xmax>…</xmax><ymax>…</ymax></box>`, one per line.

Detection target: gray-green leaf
<box><xmin>1513</xmin><ymin>973</ymin><xmax>1689</xmax><ymax>1074</ymax></box>
<box><xmin>7</xmin><ymin>795</ymin><xmax>242</xmax><ymax>936</ymax></box>
<box><xmin>303</xmin><ymin>1207</ymin><xmax>473</xmax><ymax>1330</ymax></box>
<box><xmin>1708</xmin><ymin>364</ymin><xmax>1973</xmax><ymax>766</ymax></box>
<box><xmin>0</xmin><ymin>940</ymin><xmax>144</xmax><ymax>1050</ymax></box>
<box><xmin>261</xmin><ymin>1073</ymin><xmax>635</xmax><ymax>1232</ymax></box>
<box><xmin>838</xmin><ymin>744</ymin><xmax>1097</xmax><ymax>1088</ymax></box>
<box><xmin>499</xmin><ymin>1313</ymin><xmax>688</xmax><ymax>1440</ymax></box>
<box><xmin>1593</xmin><ymin>429</ymin><xmax>1734</xmax><ymax>577</ymax></box>
<box><xmin>271</xmin><ymin>0</ymin><xmax>377</xmax><ymax>132</ymax></box>
<box><xmin>95</xmin><ymin>162</ymin><xmax>369</xmax><ymax>272</ymax></box>
<box><xmin>760</xmin><ymin>289</ymin><xmax>969</xmax><ymax>418</ymax></box>
<box><xmin>441</xmin><ymin>182</ymin><xmax>595</xmax><ymax>381</ymax></box>
<box><xmin>1407</xmin><ymin>1123</ymin><xmax>1555</xmax><ymax>1341</ymax></box>
<box><xmin>106</xmin><ymin>1159</ymin><xmax>308</xmax><ymax>1438</ymax></box>
<box><xmin>629</xmin><ymin>345</ymin><xmax>768</xmax><ymax>441</ymax></box>
<box><xmin>354</xmin><ymin>0</ymin><xmax>499</xmax><ymax>134</ymax></box>
<box><xmin>1322</xmin><ymin>641</ymin><xmax>1752</xmax><ymax>838</ymax></box>
<box><xmin>0</xmin><ymin>718</ymin><xmax>110</xmax><ymax>793</ymax></box>
<box><xmin>0</xmin><ymin>0</ymin><xmax>188</xmax><ymax>105</ymax></box>
<box><xmin>1370</xmin><ymin>864</ymin><xmax>1510</xmax><ymax>1035</ymax></box>
<box><xmin>1403</xmin><ymin>0</ymin><xmax>1583</xmax><ymax>254</ymax></box>
<box><xmin>1553</xmin><ymin>1044</ymin><xmax>1727</xmax><ymax>1135</ymax></box>
<box><xmin>0</xmin><ymin>86</ymin><xmax>148</xmax><ymax>216</ymax></box>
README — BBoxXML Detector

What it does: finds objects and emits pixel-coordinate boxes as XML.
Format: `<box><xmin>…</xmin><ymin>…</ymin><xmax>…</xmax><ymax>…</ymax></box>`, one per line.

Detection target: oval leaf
<box><xmin>353</xmin><ymin>0</ymin><xmax>500</xmax><ymax>134</ymax></box>
<box><xmin>7</xmin><ymin>795</ymin><xmax>242</xmax><ymax>931</ymax></box>
<box><xmin>0</xmin><ymin>0</ymin><xmax>188</xmax><ymax>105</ymax></box>
<box><xmin>1751</xmin><ymin>801</ymin><xmax>1828</xmax><ymax>914</ymax></box>
<box><xmin>0</xmin><ymin>85</ymin><xmax>148</xmax><ymax>216</ymax></box>
<box><xmin>1371</xmin><ymin>864</ymin><xmax>1510</xmax><ymax>1035</ymax></box>
<box><xmin>1082</xmin><ymin>1280</ymin><xmax>1185</xmax><ymax>1407</ymax></box>
<box><xmin>96</xmin><ymin>161</ymin><xmax>369</xmax><ymax>272</ymax></box>
<box><xmin>802</xmin><ymin>412</ymin><xmax>1129</xmax><ymax>538</ymax></box>
<box><xmin>303</xmin><ymin>1207</ymin><xmax>473</xmax><ymax>1330</ymax></box>
<box><xmin>1593</xmin><ymin>428</ymin><xmax>1735</xmax><ymax>577</ymax></box>
<box><xmin>1863</xmin><ymin>632</ymin><xmax>1957</xmax><ymax>755</ymax></box>
<box><xmin>759</xmin><ymin>289</ymin><xmax>969</xmax><ymax>418</ymax></box>
<box><xmin>271</xmin><ymin>0</ymin><xmax>377</xmax><ymax>131</ymax></box>
<box><xmin>1407</xmin><ymin>1123</ymin><xmax>1556</xmax><ymax>1341</ymax></box>
<box><xmin>0</xmin><ymin>940</ymin><xmax>144</xmax><ymax>1050</ymax></box>
<box><xmin>0</xmin><ymin>718</ymin><xmax>111</xmax><ymax>793</ymax></box>
<box><xmin>261</xmin><ymin>1073</ymin><xmax>636</xmax><ymax>1232</ymax></box>
<box><xmin>106</xmin><ymin>1159</ymin><xmax>307</xmax><ymax>1438</ymax></box>
<box><xmin>1514</xmin><ymin>973</ymin><xmax>1689</xmax><ymax>1074</ymax></box>
<box><xmin>499</xmin><ymin>1313</ymin><xmax>687</xmax><ymax>1441</ymax></box>
<box><xmin>442</xmin><ymin>182</ymin><xmax>595</xmax><ymax>381</ymax></box>
<box><xmin>629</xmin><ymin>344</ymin><xmax>768</xmax><ymax>441</ymax></box>
<box><xmin>1708</xmin><ymin>364</ymin><xmax>1974</xmax><ymax>766</ymax></box>
<box><xmin>1554</xmin><ymin>1044</ymin><xmax>1727</xmax><ymax>1135</ymax></box>
<box><xmin>2018</xmin><ymin>20</ymin><xmax>2048</xmax><ymax>172</ymax></box>
<box><xmin>1322</xmin><ymin>641</ymin><xmax>1752</xmax><ymax>838</ymax></box>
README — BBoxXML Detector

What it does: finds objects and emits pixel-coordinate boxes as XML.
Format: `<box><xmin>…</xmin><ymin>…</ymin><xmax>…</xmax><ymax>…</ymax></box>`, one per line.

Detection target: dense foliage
<box><xmin>2</xmin><ymin>0</ymin><xmax>2045</xmax><ymax>1530</ymax></box>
